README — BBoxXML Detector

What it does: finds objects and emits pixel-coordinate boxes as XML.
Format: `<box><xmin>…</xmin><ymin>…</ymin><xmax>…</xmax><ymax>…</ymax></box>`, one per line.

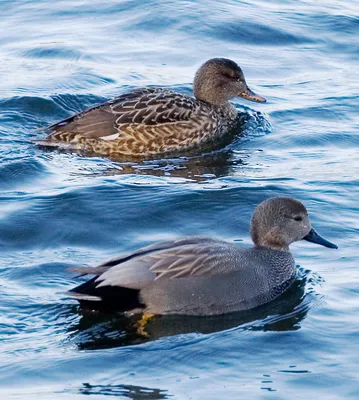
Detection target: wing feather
<box><xmin>70</xmin><ymin>237</ymin><xmax>234</xmax><ymax>290</ymax></box>
<box><xmin>47</xmin><ymin>88</ymin><xmax>201</xmax><ymax>142</ymax></box>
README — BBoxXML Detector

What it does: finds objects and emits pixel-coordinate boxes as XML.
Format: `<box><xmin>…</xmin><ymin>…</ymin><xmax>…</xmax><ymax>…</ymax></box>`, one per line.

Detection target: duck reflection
<box><xmin>104</xmin><ymin>149</ymin><xmax>237</xmax><ymax>182</ymax></box>
<box><xmin>67</xmin><ymin>274</ymin><xmax>309</xmax><ymax>351</ymax></box>
<box><xmin>78</xmin><ymin>382</ymin><xmax>169</xmax><ymax>399</ymax></box>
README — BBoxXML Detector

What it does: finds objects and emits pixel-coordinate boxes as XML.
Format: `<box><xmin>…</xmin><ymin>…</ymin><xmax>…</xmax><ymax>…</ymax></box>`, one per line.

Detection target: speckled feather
<box><xmin>43</xmin><ymin>88</ymin><xmax>237</xmax><ymax>157</ymax></box>
<box><xmin>37</xmin><ymin>58</ymin><xmax>267</xmax><ymax>157</ymax></box>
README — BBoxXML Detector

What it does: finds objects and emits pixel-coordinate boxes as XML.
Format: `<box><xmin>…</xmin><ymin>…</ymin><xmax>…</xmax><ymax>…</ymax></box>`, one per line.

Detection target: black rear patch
<box><xmin>69</xmin><ymin>276</ymin><xmax>145</xmax><ymax>312</ymax></box>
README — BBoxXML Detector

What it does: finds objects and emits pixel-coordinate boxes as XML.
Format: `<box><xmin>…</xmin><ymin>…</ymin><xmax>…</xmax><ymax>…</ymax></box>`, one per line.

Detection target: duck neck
<box><xmin>254</xmin><ymin>243</ymin><xmax>290</xmax><ymax>253</ymax></box>
<box><xmin>251</xmin><ymin>227</ymin><xmax>291</xmax><ymax>252</ymax></box>
<box><xmin>210</xmin><ymin>102</ymin><xmax>237</xmax><ymax>123</ymax></box>
<box><xmin>196</xmin><ymin>94</ymin><xmax>231</xmax><ymax>107</ymax></box>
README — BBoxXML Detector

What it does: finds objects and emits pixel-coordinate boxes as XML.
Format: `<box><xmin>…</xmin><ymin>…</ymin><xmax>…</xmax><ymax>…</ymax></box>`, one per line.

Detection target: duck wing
<box><xmin>46</xmin><ymin>88</ymin><xmax>202</xmax><ymax>141</ymax></box>
<box><xmin>69</xmin><ymin>237</ymin><xmax>235</xmax><ymax>292</ymax></box>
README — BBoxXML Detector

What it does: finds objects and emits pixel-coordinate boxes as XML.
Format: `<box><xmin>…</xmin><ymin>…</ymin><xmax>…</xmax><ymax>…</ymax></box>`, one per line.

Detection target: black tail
<box><xmin>69</xmin><ymin>276</ymin><xmax>145</xmax><ymax>312</ymax></box>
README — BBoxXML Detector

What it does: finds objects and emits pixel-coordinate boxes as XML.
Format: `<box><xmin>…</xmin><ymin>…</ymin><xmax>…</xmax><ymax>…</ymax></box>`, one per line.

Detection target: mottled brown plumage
<box><xmin>36</xmin><ymin>58</ymin><xmax>266</xmax><ymax>158</ymax></box>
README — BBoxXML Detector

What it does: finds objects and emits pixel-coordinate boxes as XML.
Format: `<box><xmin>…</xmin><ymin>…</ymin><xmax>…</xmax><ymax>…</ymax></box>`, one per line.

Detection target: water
<box><xmin>1</xmin><ymin>0</ymin><xmax>358</xmax><ymax>398</ymax></box>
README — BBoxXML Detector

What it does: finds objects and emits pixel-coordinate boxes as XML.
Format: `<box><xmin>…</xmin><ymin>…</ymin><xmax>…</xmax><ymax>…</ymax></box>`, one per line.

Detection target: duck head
<box><xmin>193</xmin><ymin>58</ymin><xmax>266</xmax><ymax>106</ymax></box>
<box><xmin>250</xmin><ymin>197</ymin><xmax>338</xmax><ymax>251</ymax></box>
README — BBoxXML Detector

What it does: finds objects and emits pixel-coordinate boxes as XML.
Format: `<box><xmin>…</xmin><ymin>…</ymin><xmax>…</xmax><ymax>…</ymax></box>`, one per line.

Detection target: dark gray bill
<box><xmin>303</xmin><ymin>228</ymin><xmax>338</xmax><ymax>249</ymax></box>
<box><xmin>239</xmin><ymin>86</ymin><xmax>266</xmax><ymax>103</ymax></box>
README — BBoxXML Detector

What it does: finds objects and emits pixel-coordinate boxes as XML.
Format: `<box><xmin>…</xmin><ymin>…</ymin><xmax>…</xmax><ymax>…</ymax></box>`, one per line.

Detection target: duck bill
<box><xmin>239</xmin><ymin>86</ymin><xmax>266</xmax><ymax>103</ymax></box>
<box><xmin>303</xmin><ymin>228</ymin><xmax>338</xmax><ymax>249</ymax></box>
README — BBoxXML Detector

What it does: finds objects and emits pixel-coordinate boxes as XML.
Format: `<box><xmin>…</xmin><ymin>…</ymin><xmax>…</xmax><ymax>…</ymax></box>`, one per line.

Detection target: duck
<box><xmin>35</xmin><ymin>58</ymin><xmax>266</xmax><ymax>158</ymax></box>
<box><xmin>68</xmin><ymin>196</ymin><xmax>337</xmax><ymax>316</ymax></box>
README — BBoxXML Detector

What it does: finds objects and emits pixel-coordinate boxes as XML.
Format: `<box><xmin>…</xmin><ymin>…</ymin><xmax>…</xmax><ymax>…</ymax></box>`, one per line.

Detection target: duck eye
<box><xmin>293</xmin><ymin>216</ymin><xmax>303</xmax><ymax>222</ymax></box>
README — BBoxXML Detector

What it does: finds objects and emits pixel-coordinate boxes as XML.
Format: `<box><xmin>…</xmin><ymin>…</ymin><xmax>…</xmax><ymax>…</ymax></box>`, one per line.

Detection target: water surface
<box><xmin>1</xmin><ymin>1</ymin><xmax>358</xmax><ymax>399</ymax></box>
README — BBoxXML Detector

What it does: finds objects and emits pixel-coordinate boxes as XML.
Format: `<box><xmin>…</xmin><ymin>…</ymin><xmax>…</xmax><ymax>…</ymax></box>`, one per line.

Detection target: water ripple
<box><xmin>1</xmin><ymin>0</ymin><xmax>358</xmax><ymax>399</ymax></box>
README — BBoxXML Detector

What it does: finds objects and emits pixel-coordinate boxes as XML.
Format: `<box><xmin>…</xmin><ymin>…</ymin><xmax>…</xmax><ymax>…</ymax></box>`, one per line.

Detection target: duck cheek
<box><xmin>225</xmin><ymin>85</ymin><xmax>240</xmax><ymax>101</ymax></box>
<box><xmin>235</xmin><ymin>82</ymin><xmax>246</xmax><ymax>95</ymax></box>
<box><xmin>303</xmin><ymin>225</ymin><xmax>311</xmax><ymax>240</ymax></box>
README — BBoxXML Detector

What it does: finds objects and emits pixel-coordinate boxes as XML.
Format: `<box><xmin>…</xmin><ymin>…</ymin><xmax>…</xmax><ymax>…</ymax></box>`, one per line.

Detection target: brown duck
<box><xmin>36</xmin><ymin>58</ymin><xmax>266</xmax><ymax>157</ymax></box>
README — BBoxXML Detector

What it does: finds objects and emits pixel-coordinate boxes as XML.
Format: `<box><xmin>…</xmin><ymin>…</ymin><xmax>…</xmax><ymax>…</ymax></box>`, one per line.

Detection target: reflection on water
<box><xmin>1</xmin><ymin>0</ymin><xmax>358</xmax><ymax>398</ymax></box>
<box><xmin>88</xmin><ymin>150</ymin><xmax>236</xmax><ymax>182</ymax></box>
<box><xmin>77</xmin><ymin>383</ymin><xmax>170</xmax><ymax>399</ymax></box>
<box><xmin>68</xmin><ymin>272</ymin><xmax>309</xmax><ymax>351</ymax></box>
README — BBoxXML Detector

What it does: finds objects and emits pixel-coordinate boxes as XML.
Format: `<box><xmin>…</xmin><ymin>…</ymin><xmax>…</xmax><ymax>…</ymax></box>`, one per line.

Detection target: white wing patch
<box><xmin>67</xmin><ymin>292</ymin><xmax>102</xmax><ymax>301</ymax></box>
<box><xmin>95</xmin><ymin>258</ymin><xmax>156</xmax><ymax>290</ymax></box>
<box><xmin>100</xmin><ymin>132</ymin><xmax>120</xmax><ymax>141</ymax></box>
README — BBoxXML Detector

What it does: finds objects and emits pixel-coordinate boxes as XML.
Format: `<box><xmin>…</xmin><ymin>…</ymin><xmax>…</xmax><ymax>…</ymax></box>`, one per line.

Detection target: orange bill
<box><xmin>239</xmin><ymin>86</ymin><xmax>266</xmax><ymax>103</ymax></box>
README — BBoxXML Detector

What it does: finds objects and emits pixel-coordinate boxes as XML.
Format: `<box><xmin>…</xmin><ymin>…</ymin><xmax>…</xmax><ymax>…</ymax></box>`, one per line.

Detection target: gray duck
<box><xmin>36</xmin><ymin>58</ymin><xmax>266</xmax><ymax>157</ymax></box>
<box><xmin>68</xmin><ymin>197</ymin><xmax>337</xmax><ymax>316</ymax></box>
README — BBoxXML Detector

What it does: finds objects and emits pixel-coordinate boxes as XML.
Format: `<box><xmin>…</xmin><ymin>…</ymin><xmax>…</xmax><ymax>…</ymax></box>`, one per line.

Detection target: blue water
<box><xmin>1</xmin><ymin>1</ymin><xmax>358</xmax><ymax>399</ymax></box>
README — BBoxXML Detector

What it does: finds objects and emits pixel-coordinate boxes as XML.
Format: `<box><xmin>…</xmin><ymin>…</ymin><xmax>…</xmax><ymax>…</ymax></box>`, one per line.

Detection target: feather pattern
<box><xmin>37</xmin><ymin>58</ymin><xmax>267</xmax><ymax>158</ymax></box>
<box><xmin>40</xmin><ymin>87</ymin><xmax>238</xmax><ymax>157</ymax></box>
<box><xmin>68</xmin><ymin>236</ymin><xmax>297</xmax><ymax>315</ymax></box>
<box><xmin>70</xmin><ymin>237</ymin><xmax>223</xmax><ymax>285</ymax></box>
<box><xmin>67</xmin><ymin>197</ymin><xmax>337</xmax><ymax>315</ymax></box>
